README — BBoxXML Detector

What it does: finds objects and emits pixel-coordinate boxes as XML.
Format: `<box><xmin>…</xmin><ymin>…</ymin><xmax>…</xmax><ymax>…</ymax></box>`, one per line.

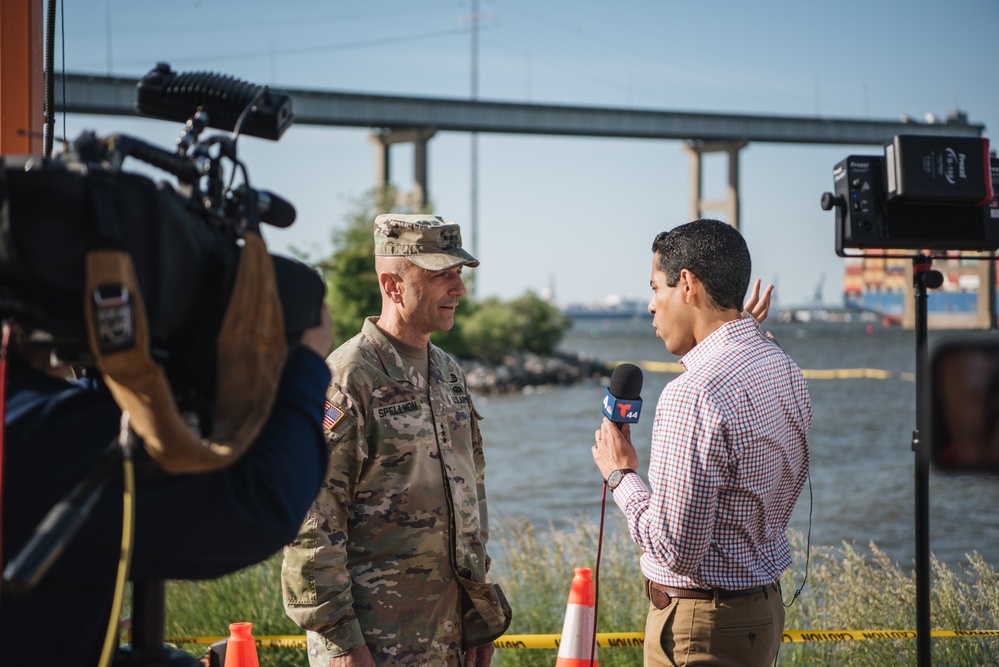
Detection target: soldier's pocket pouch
<box><xmin>457</xmin><ymin>575</ymin><xmax>512</xmax><ymax>649</ymax></box>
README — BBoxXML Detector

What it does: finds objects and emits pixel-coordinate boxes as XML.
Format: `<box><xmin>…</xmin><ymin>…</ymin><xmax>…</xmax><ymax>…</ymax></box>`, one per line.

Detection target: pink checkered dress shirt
<box><xmin>612</xmin><ymin>315</ymin><xmax>811</xmax><ymax>590</ymax></box>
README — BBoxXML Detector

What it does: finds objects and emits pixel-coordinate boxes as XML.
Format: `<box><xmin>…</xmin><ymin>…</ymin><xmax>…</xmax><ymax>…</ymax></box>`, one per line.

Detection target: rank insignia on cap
<box><xmin>323</xmin><ymin>401</ymin><xmax>345</xmax><ymax>430</ymax></box>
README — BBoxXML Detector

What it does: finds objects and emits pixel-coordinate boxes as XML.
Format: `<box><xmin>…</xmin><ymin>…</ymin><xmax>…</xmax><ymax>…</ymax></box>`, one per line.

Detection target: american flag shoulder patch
<box><xmin>323</xmin><ymin>400</ymin><xmax>346</xmax><ymax>430</ymax></box>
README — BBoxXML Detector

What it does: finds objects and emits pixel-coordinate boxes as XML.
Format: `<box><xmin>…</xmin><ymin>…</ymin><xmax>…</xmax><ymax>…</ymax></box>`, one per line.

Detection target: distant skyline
<box><xmin>52</xmin><ymin>0</ymin><xmax>998</xmax><ymax>307</ymax></box>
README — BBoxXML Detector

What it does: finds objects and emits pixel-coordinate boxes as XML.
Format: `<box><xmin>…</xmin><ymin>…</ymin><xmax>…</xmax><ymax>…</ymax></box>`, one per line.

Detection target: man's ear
<box><xmin>379</xmin><ymin>270</ymin><xmax>404</xmax><ymax>303</ymax></box>
<box><xmin>678</xmin><ymin>269</ymin><xmax>700</xmax><ymax>304</ymax></box>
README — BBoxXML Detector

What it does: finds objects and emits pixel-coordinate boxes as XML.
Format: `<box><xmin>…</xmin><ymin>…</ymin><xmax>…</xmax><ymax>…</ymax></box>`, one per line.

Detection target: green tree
<box><xmin>444</xmin><ymin>293</ymin><xmax>569</xmax><ymax>364</ymax></box>
<box><xmin>507</xmin><ymin>291</ymin><xmax>571</xmax><ymax>355</ymax></box>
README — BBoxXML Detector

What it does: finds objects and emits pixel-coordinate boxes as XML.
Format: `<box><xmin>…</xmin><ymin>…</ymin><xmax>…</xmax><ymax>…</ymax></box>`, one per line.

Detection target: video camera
<box><xmin>820</xmin><ymin>135</ymin><xmax>999</xmax><ymax>256</ymax></box>
<box><xmin>0</xmin><ymin>63</ymin><xmax>324</xmax><ymax>415</ymax></box>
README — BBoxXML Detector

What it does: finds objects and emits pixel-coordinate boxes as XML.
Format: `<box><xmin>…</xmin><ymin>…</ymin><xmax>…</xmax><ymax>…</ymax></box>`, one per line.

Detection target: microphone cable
<box><xmin>590</xmin><ymin>479</ymin><xmax>609</xmax><ymax>667</ymax></box>
<box><xmin>772</xmin><ymin>351</ymin><xmax>814</xmax><ymax>667</ymax></box>
<box><xmin>590</xmin><ymin>363</ymin><xmax>643</xmax><ymax>666</ymax></box>
<box><xmin>772</xmin><ymin>471</ymin><xmax>812</xmax><ymax>667</ymax></box>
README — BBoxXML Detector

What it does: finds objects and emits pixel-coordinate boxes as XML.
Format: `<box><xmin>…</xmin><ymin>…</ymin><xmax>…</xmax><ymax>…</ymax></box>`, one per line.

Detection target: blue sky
<box><xmin>53</xmin><ymin>0</ymin><xmax>998</xmax><ymax>307</ymax></box>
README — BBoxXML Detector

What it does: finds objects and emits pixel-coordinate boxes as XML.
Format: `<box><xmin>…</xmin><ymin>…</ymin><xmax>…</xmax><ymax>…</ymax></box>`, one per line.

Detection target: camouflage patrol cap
<box><xmin>373</xmin><ymin>214</ymin><xmax>480</xmax><ymax>271</ymax></box>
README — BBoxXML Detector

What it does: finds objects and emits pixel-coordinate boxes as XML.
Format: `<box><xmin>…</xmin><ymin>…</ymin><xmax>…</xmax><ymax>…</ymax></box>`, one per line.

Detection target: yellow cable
<box><xmin>97</xmin><ymin>433</ymin><xmax>135</xmax><ymax>667</ymax></box>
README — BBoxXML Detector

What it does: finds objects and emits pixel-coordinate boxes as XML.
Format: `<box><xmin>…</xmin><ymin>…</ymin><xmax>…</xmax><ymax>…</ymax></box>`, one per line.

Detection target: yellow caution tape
<box><xmin>166</xmin><ymin>635</ymin><xmax>305</xmax><ymax>648</ymax></box>
<box><xmin>610</xmin><ymin>361</ymin><xmax>913</xmax><ymax>381</ymax></box>
<box><xmin>163</xmin><ymin>633</ymin><xmax>645</xmax><ymax>650</ymax></box>
<box><xmin>782</xmin><ymin>629</ymin><xmax>999</xmax><ymax>642</ymax></box>
<box><xmin>166</xmin><ymin>629</ymin><xmax>999</xmax><ymax>649</ymax></box>
<box><xmin>495</xmin><ymin>633</ymin><xmax>645</xmax><ymax>649</ymax></box>
<box><xmin>802</xmin><ymin>368</ymin><xmax>893</xmax><ymax>380</ymax></box>
<box><xmin>632</xmin><ymin>361</ymin><xmax>685</xmax><ymax>374</ymax></box>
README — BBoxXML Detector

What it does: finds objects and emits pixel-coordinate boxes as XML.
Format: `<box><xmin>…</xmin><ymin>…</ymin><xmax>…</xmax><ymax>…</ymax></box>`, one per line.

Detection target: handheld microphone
<box><xmin>601</xmin><ymin>363</ymin><xmax>644</xmax><ymax>425</ymax></box>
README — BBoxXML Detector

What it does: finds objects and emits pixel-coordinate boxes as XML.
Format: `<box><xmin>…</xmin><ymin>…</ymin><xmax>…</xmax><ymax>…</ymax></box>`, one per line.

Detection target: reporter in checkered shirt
<box><xmin>593</xmin><ymin>219</ymin><xmax>811</xmax><ymax>667</ymax></box>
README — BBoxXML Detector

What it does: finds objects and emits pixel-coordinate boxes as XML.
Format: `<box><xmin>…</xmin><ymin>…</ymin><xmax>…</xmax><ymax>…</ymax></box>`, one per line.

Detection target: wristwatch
<box><xmin>606</xmin><ymin>468</ymin><xmax>635</xmax><ymax>491</ymax></box>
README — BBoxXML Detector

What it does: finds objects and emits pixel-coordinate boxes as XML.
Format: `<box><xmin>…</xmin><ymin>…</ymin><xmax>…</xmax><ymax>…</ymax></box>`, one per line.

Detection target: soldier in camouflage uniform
<box><xmin>282</xmin><ymin>214</ymin><xmax>502</xmax><ymax>667</ymax></box>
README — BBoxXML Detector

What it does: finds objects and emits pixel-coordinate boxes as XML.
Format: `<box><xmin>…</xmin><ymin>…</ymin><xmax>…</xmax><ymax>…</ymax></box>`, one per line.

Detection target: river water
<box><xmin>476</xmin><ymin>316</ymin><xmax>999</xmax><ymax>568</ymax></box>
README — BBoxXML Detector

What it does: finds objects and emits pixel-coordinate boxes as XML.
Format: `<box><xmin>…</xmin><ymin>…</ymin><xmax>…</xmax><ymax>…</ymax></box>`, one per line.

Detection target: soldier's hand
<box><xmin>465</xmin><ymin>642</ymin><xmax>495</xmax><ymax>667</ymax></box>
<box><xmin>331</xmin><ymin>645</ymin><xmax>375</xmax><ymax>667</ymax></box>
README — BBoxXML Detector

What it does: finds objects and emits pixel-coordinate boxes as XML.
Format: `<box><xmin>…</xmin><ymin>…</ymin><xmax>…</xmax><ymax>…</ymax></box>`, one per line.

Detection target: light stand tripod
<box><xmin>911</xmin><ymin>254</ymin><xmax>943</xmax><ymax>667</ymax></box>
<box><xmin>114</xmin><ymin>580</ymin><xmax>201</xmax><ymax>666</ymax></box>
<box><xmin>819</xmin><ymin>130</ymin><xmax>997</xmax><ymax>667</ymax></box>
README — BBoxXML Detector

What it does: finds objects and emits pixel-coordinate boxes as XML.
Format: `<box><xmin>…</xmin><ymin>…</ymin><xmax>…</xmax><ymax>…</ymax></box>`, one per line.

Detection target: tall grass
<box><xmin>161</xmin><ymin>561</ymin><xmax>306</xmax><ymax>667</ymax></box>
<box><xmin>154</xmin><ymin>517</ymin><xmax>999</xmax><ymax>666</ymax></box>
<box><xmin>489</xmin><ymin>515</ymin><xmax>646</xmax><ymax>666</ymax></box>
<box><xmin>778</xmin><ymin>533</ymin><xmax>999</xmax><ymax>665</ymax></box>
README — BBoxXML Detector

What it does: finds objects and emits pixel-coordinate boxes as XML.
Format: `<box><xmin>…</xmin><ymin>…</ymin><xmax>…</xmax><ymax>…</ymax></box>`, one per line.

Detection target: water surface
<box><xmin>478</xmin><ymin>317</ymin><xmax>999</xmax><ymax>568</ymax></box>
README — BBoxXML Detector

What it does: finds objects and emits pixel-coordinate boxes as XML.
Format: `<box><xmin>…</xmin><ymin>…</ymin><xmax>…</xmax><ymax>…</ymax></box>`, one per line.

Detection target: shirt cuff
<box><xmin>610</xmin><ymin>469</ymin><xmax>647</xmax><ymax>513</ymax></box>
<box><xmin>314</xmin><ymin>618</ymin><xmax>366</xmax><ymax>656</ymax></box>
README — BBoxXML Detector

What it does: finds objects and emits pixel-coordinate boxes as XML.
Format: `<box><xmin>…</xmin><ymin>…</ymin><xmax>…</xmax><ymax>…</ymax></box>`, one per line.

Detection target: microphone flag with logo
<box><xmin>601</xmin><ymin>363</ymin><xmax>644</xmax><ymax>424</ymax></box>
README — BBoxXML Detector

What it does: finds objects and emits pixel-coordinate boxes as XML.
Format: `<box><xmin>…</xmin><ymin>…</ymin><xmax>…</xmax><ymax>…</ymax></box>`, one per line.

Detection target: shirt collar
<box><xmin>362</xmin><ymin>317</ymin><xmax>437</xmax><ymax>387</ymax></box>
<box><xmin>679</xmin><ymin>314</ymin><xmax>760</xmax><ymax>372</ymax></box>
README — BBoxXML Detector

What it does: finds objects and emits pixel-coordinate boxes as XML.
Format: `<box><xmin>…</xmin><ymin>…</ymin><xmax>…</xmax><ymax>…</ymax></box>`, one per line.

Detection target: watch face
<box><xmin>608</xmin><ymin>468</ymin><xmax>634</xmax><ymax>490</ymax></box>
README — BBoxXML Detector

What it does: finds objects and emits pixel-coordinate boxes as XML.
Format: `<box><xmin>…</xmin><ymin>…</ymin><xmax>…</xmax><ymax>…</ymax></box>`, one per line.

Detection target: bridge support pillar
<box><xmin>369</xmin><ymin>127</ymin><xmax>437</xmax><ymax>210</ymax></box>
<box><xmin>682</xmin><ymin>140</ymin><xmax>748</xmax><ymax>230</ymax></box>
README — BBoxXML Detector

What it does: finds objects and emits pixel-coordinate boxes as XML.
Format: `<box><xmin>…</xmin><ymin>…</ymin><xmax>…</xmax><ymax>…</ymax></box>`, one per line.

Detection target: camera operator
<box><xmin>0</xmin><ymin>305</ymin><xmax>333</xmax><ymax>667</ymax></box>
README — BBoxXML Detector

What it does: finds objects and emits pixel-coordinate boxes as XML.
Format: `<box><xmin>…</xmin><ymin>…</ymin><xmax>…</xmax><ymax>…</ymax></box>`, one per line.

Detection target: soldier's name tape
<box><xmin>613</xmin><ymin>360</ymin><xmax>914</xmax><ymax>382</ymax></box>
<box><xmin>165</xmin><ymin>629</ymin><xmax>999</xmax><ymax>650</ymax></box>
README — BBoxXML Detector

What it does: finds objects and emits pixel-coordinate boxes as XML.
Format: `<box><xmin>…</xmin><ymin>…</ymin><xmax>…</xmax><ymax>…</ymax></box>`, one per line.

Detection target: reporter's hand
<box><xmin>592</xmin><ymin>419</ymin><xmax>639</xmax><ymax>480</ymax></box>
<box><xmin>744</xmin><ymin>278</ymin><xmax>774</xmax><ymax>324</ymax></box>
<box><xmin>331</xmin><ymin>645</ymin><xmax>375</xmax><ymax>667</ymax></box>
<box><xmin>300</xmin><ymin>306</ymin><xmax>333</xmax><ymax>358</ymax></box>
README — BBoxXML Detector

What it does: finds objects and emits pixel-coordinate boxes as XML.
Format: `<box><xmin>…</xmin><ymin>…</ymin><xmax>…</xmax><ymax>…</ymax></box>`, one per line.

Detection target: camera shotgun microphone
<box><xmin>256</xmin><ymin>190</ymin><xmax>296</xmax><ymax>228</ymax></box>
<box><xmin>601</xmin><ymin>363</ymin><xmax>644</xmax><ymax>426</ymax></box>
<box><xmin>135</xmin><ymin>62</ymin><xmax>293</xmax><ymax>141</ymax></box>
<box><xmin>235</xmin><ymin>186</ymin><xmax>296</xmax><ymax>229</ymax></box>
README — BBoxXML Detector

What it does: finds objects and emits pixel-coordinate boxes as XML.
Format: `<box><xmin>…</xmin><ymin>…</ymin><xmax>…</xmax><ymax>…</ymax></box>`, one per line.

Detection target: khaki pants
<box><xmin>644</xmin><ymin>585</ymin><xmax>784</xmax><ymax>666</ymax></box>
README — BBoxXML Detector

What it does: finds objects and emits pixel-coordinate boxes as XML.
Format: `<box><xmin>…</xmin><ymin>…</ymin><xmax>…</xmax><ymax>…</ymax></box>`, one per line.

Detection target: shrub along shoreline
<box><xmin>460</xmin><ymin>351</ymin><xmax>609</xmax><ymax>395</ymax></box>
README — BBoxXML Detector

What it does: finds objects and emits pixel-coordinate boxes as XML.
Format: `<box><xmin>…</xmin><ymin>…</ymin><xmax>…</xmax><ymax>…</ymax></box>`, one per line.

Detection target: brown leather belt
<box><xmin>645</xmin><ymin>579</ymin><xmax>770</xmax><ymax>610</ymax></box>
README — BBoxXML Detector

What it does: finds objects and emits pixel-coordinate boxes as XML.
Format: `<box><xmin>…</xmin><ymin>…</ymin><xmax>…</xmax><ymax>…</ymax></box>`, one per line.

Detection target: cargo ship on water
<box><xmin>559</xmin><ymin>255</ymin><xmax>997</xmax><ymax>331</ymax></box>
<box><xmin>843</xmin><ymin>253</ymin><xmax>997</xmax><ymax>329</ymax></box>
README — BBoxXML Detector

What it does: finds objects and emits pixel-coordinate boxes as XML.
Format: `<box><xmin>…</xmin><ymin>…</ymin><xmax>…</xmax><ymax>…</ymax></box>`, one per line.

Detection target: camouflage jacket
<box><xmin>282</xmin><ymin>317</ymin><xmax>489</xmax><ymax>666</ymax></box>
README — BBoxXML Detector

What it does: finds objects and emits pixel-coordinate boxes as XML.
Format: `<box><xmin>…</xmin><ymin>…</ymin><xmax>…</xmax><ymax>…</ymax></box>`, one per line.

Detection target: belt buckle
<box><xmin>645</xmin><ymin>579</ymin><xmax>672</xmax><ymax>610</ymax></box>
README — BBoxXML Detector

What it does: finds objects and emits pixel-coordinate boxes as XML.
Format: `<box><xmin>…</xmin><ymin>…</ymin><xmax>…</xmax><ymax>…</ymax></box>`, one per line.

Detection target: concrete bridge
<box><xmin>56</xmin><ymin>71</ymin><xmax>985</xmax><ymax>229</ymax></box>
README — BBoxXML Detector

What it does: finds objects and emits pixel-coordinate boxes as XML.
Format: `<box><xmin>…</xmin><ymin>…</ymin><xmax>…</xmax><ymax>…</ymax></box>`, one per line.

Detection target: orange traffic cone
<box><xmin>555</xmin><ymin>567</ymin><xmax>598</xmax><ymax>666</ymax></box>
<box><xmin>223</xmin><ymin>622</ymin><xmax>259</xmax><ymax>667</ymax></box>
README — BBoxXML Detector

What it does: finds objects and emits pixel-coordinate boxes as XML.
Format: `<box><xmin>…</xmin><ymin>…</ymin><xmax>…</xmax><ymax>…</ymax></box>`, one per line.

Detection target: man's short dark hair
<box><xmin>652</xmin><ymin>219</ymin><xmax>751</xmax><ymax>311</ymax></box>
